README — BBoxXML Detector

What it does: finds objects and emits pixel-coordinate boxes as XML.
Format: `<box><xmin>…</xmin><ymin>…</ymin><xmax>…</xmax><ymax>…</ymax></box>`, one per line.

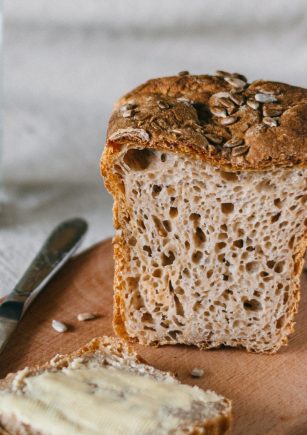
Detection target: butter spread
<box><xmin>0</xmin><ymin>365</ymin><xmax>220</xmax><ymax>434</ymax></box>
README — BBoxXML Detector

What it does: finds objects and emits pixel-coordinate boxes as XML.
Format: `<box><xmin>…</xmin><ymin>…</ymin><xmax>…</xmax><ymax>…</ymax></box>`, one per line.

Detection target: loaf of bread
<box><xmin>0</xmin><ymin>336</ymin><xmax>231</xmax><ymax>434</ymax></box>
<box><xmin>101</xmin><ymin>71</ymin><xmax>307</xmax><ymax>353</ymax></box>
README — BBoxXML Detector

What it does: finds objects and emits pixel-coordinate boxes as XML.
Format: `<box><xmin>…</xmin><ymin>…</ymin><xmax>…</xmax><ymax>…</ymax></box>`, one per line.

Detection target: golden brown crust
<box><xmin>105</xmin><ymin>72</ymin><xmax>307</xmax><ymax>171</ymax></box>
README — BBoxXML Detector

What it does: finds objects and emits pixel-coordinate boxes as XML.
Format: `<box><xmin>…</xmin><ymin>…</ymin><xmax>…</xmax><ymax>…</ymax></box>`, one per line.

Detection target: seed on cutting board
<box><xmin>52</xmin><ymin>320</ymin><xmax>67</xmax><ymax>333</ymax></box>
<box><xmin>77</xmin><ymin>312</ymin><xmax>96</xmax><ymax>322</ymax></box>
<box><xmin>191</xmin><ymin>367</ymin><xmax>204</xmax><ymax>378</ymax></box>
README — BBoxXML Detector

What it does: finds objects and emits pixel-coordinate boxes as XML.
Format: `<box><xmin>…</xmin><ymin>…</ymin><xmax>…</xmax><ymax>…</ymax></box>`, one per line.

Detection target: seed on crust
<box><xmin>215</xmin><ymin>70</ymin><xmax>231</xmax><ymax>78</ymax></box>
<box><xmin>219</xmin><ymin>97</ymin><xmax>236</xmax><ymax>113</ymax></box>
<box><xmin>204</xmin><ymin>133</ymin><xmax>223</xmax><ymax>144</ymax></box>
<box><xmin>255</xmin><ymin>93</ymin><xmax>278</xmax><ymax>103</ymax></box>
<box><xmin>232</xmin><ymin>145</ymin><xmax>249</xmax><ymax>157</ymax></box>
<box><xmin>210</xmin><ymin>106</ymin><xmax>227</xmax><ymax>118</ymax></box>
<box><xmin>263</xmin><ymin>116</ymin><xmax>279</xmax><ymax>127</ymax></box>
<box><xmin>229</xmin><ymin>93</ymin><xmax>245</xmax><ymax>106</ymax></box>
<box><xmin>120</xmin><ymin>103</ymin><xmax>137</xmax><ymax>112</ymax></box>
<box><xmin>224</xmin><ymin>76</ymin><xmax>247</xmax><ymax>89</ymax></box>
<box><xmin>157</xmin><ymin>100</ymin><xmax>170</xmax><ymax>110</ymax></box>
<box><xmin>122</xmin><ymin>110</ymin><xmax>134</xmax><ymax>118</ymax></box>
<box><xmin>246</xmin><ymin>99</ymin><xmax>260</xmax><ymax>110</ymax></box>
<box><xmin>224</xmin><ymin>137</ymin><xmax>244</xmax><ymax>148</ymax></box>
<box><xmin>220</xmin><ymin>116</ymin><xmax>238</xmax><ymax>125</ymax></box>
<box><xmin>263</xmin><ymin>105</ymin><xmax>283</xmax><ymax>117</ymax></box>
<box><xmin>178</xmin><ymin>70</ymin><xmax>190</xmax><ymax>76</ymax></box>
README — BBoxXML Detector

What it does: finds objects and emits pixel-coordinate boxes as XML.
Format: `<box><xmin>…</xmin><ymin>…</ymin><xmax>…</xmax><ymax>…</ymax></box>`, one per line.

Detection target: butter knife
<box><xmin>0</xmin><ymin>218</ymin><xmax>88</xmax><ymax>353</ymax></box>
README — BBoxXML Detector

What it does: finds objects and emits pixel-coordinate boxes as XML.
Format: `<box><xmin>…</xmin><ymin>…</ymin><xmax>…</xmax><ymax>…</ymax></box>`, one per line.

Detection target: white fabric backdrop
<box><xmin>1</xmin><ymin>0</ymin><xmax>307</xmax><ymax>294</ymax></box>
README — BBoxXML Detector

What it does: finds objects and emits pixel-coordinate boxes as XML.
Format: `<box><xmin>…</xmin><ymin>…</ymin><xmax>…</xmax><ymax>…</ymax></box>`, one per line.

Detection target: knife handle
<box><xmin>3</xmin><ymin>218</ymin><xmax>88</xmax><ymax>318</ymax></box>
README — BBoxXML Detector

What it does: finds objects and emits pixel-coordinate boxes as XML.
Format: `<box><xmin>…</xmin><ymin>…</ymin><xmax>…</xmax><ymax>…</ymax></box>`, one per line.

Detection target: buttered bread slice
<box><xmin>0</xmin><ymin>337</ymin><xmax>231</xmax><ymax>434</ymax></box>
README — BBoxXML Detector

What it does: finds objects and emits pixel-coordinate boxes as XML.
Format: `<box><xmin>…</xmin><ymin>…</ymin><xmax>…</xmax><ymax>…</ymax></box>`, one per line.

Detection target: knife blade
<box><xmin>0</xmin><ymin>217</ymin><xmax>88</xmax><ymax>353</ymax></box>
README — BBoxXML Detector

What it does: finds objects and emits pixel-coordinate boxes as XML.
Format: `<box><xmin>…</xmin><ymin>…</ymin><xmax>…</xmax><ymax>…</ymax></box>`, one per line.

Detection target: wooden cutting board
<box><xmin>0</xmin><ymin>238</ymin><xmax>306</xmax><ymax>435</ymax></box>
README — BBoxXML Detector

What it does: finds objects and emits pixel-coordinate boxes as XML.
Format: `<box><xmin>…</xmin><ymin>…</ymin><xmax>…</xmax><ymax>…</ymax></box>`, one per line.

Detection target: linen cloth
<box><xmin>1</xmin><ymin>0</ymin><xmax>307</xmax><ymax>295</ymax></box>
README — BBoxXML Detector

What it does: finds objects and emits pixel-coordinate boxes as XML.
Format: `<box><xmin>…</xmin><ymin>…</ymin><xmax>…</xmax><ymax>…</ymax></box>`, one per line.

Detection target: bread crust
<box><xmin>101</xmin><ymin>72</ymin><xmax>307</xmax><ymax>354</ymax></box>
<box><xmin>104</xmin><ymin>72</ymin><xmax>307</xmax><ymax>171</ymax></box>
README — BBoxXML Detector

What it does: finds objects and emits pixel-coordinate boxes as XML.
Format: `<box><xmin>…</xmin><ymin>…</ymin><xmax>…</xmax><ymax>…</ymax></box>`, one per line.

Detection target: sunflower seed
<box><xmin>229</xmin><ymin>93</ymin><xmax>245</xmax><ymax>106</ymax></box>
<box><xmin>263</xmin><ymin>106</ymin><xmax>283</xmax><ymax>117</ymax></box>
<box><xmin>210</xmin><ymin>106</ymin><xmax>227</xmax><ymax>118</ymax></box>
<box><xmin>220</xmin><ymin>116</ymin><xmax>238</xmax><ymax>125</ymax></box>
<box><xmin>263</xmin><ymin>117</ymin><xmax>279</xmax><ymax>127</ymax></box>
<box><xmin>77</xmin><ymin>312</ymin><xmax>96</xmax><ymax>322</ymax></box>
<box><xmin>224</xmin><ymin>76</ymin><xmax>247</xmax><ymax>89</ymax></box>
<box><xmin>52</xmin><ymin>320</ymin><xmax>67</xmax><ymax>333</ymax></box>
<box><xmin>215</xmin><ymin>70</ymin><xmax>231</xmax><ymax>78</ymax></box>
<box><xmin>232</xmin><ymin>145</ymin><xmax>249</xmax><ymax>156</ymax></box>
<box><xmin>177</xmin><ymin>97</ymin><xmax>193</xmax><ymax>105</ymax></box>
<box><xmin>232</xmin><ymin>72</ymin><xmax>248</xmax><ymax>82</ymax></box>
<box><xmin>122</xmin><ymin>110</ymin><xmax>134</xmax><ymax>118</ymax></box>
<box><xmin>211</xmin><ymin>91</ymin><xmax>231</xmax><ymax>100</ymax></box>
<box><xmin>204</xmin><ymin>133</ymin><xmax>223</xmax><ymax>144</ymax></box>
<box><xmin>109</xmin><ymin>128</ymin><xmax>150</xmax><ymax>142</ymax></box>
<box><xmin>178</xmin><ymin>70</ymin><xmax>189</xmax><ymax>76</ymax></box>
<box><xmin>191</xmin><ymin>367</ymin><xmax>204</xmax><ymax>378</ymax></box>
<box><xmin>246</xmin><ymin>99</ymin><xmax>260</xmax><ymax>110</ymax></box>
<box><xmin>157</xmin><ymin>100</ymin><xmax>170</xmax><ymax>110</ymax></box>
<box><xmin>120</xmin><ymin>103</ymin><xmax>136</xmax><ymax>112</ymax></box>
<box><xmin>219</xmin><ymin>97</ymin><xmax>236</xmax><ymax>113</ymax></box>
<box><xmin>255</xmin><ymin>93</ymin><xmax>277</xmax><ymax>103</ymax></box>
<box><xmin>224</xmin><ymin>137</ymin><xmax>244</xmax><ymax>148</ymax></box>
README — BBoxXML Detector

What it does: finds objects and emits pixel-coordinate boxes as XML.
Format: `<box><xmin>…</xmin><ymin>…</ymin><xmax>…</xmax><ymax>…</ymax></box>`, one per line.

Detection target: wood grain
<box><xmin>0</xmin><ymin>239</ymin><xmax>306</xmax><ymax>435</ymax></box>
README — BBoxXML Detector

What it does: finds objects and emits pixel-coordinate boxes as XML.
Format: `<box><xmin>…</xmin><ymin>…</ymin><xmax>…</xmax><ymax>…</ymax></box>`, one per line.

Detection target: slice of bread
<box><xmin>101</xmin><ymin>71</ymin><xmax>307</xmax><ymax>353</ymax></box>
<box><xmin>0</xmin><ymin>336</ymin><xmax>231</xmax><ymax>434</ymax></box>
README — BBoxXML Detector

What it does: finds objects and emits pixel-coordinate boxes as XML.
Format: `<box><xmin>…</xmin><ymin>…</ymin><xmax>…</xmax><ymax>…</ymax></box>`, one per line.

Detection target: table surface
<box><xmin>0</xmin><ymin>239</ymin><xmax>306</xmax><ymax>435</ymax></box>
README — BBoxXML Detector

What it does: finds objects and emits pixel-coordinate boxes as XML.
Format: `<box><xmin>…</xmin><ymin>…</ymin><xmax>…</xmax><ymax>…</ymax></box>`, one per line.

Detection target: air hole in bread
<box><xmin>256</xmin><ymin>179</ymin><xmax>273</xmax><ymax>192</ymax></box>
<box><xmin>246</xmin><ymin>261</ymin><xmax>259</xmax><ymax>273</ymax></box>
<box><xmin>163</xmin><ymin>220</ymin><xmax>172</xmax><ymax>232</ymax></box>
<box><xmin>152</xmin><ymin>185</ymin><xmax>162</xmax><ymax>197</ymax></box>
<box><xmin>233</xmin><ymin>239</ymin><xmax>244</xmax><ymax>248</ymax></box>
<box><xmin>162</xmin><ymin>251</ymin><xmax>175</xmax><ymax>266</ymax></box>
<box><xmin>276</xmin><ymin>315</ymin><xmax>285</xmax><ymax>329</ymax></box>
<box><xmin>288</xmin><ymin>235</ymin><xmax>295</xmax><ymax>249</ymax></box>
<box><xmin>243</xmin><ymin>299</ymin><xmax>262</xmax><ymax>311</ymax></box>
<box><xmin>215</xmin><ymin>242</ymin><xmax>226</xmax><ymax>252</ymax></box>
<box><xmin>274</xmin><ymin>261</ymin><xmax>285</xmax><ymax>273</ymax></box>
<box><xmin>218</xmin><ymin>232</ymin><xmax>228</xmax><ymax>240</ymax></box>
<box><xmin>274</xmin><ymin>198</ymin><xmax>282</xmax><ymax>208</ymax></box>
<box><xmin>221</xmin><ymin>203</ymin><xmax>234</xmax><ymax>214</ymax></box>
<box><xmin>220</xmin><ymin>171</ymin><xmax>239</xmax><ymax>182</ymax></box>
<box><xmin>189</xmin><ymin>213</ymin><xmax>201</xmax><ymax>222</ymax></box>
<box><xmin>153</xmin><ymin>215</ymin><xmax>167</xmax><ymax>237</ymax></box>
<box><xmin>161</xmin><ymin>153</ymin><xmax>167</xmax><ymax>162</ymax></box>
<box><xmin>128</xmin><ymin>236</ymin><xmax>137</xmax><ymax>246</ymax></box>
<box><xmin>168</xmin><ymin>330</ymin><xmax>181</xmax><ymax>339</ymax></box>
<box><xmin>185</xmin><ymin>240</ymin><xmax>190</xmax><ymax>250</ymax></box>
<box><xmin>192</xmin><ymin>102</ymin><xmax>211</xmax><ymax>123</ymax></box>
<box><xmin>271</xmin><ymin>212</ymin><xmax>281</xmax><ymax>223</ymax></box>
<box><xmin>141</xmin><ymin>312</ymin><xmax>154</xmax><ymax>323</ymax></box>
<box><xmin>174</xmin><ymin>294</ymin><xmax>184</xmax><ymax>316</ymax></box>
<box><xmin>142</xmin><ymin>245</ymin><xmax>152</xmax><ymax>257</ymax></box>
<box><xmin>193</xmin><ymin>301</ymin><xmax>202</xmax><ymax>312</ymax></box>
<box><xmin>194</xmin><ymin>227</ymin><xmax>206</xmax><ymax>246</ymax></box>
<box><xmin>192</xmin><ymin>251</ymin><xmax>203</xmax><ymax>264</ymax></box>
<box><xmin>123</xmin><ymin>148</ymin><xmax>156</xmax><ymax>171</ymax></box>
<box><xmin>266</xmin><ymin>260</ymin><xmax>275</xmax><ymax>269</ymax></box>
<box><xmin>153</xmin><ymin>268</ymin><xmax>162</xmax><ymax>278</ymax></box>
<box><xmin>169</xmin><ymin>207</ymin><xmax>178</xmax><ymax>218</ymax></box>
